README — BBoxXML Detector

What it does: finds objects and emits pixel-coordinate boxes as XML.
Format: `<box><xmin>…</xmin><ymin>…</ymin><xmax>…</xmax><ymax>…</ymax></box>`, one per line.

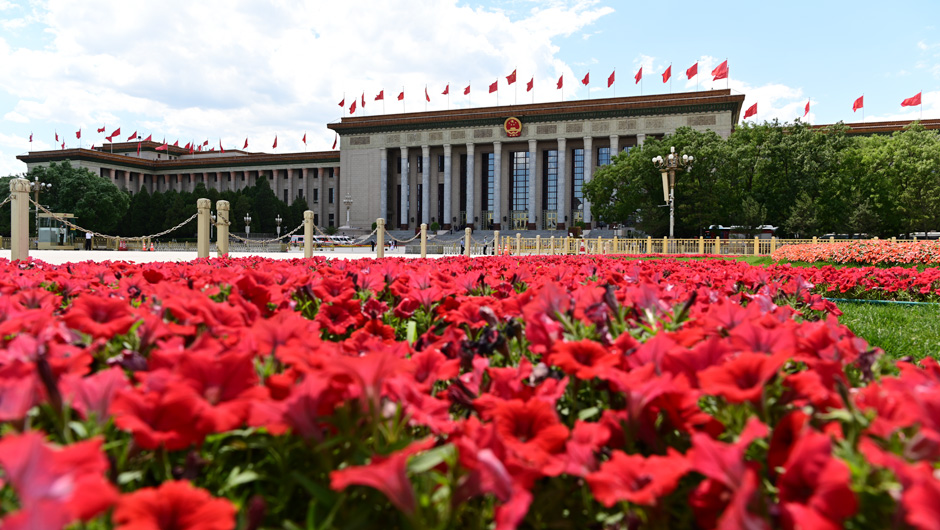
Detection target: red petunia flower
<box><xmin>110</xmin><ymin>386</ymin><xmax>207</xmax><ymax>450</ymax></box>
<box><xmin>483</xmin><ymin>398</ymin><xmax>569</xmax><ymax>467</ymax></box>
<box><xmin>113</xmin><ymin>480</ymin><xmax>236</xmax><ymax>530</ymax></box>
<box><xmin>586</xmin><ymin>448</ymin><xmax>690</xmax><ymax>507</ymax></box>
<box><xmin>778</xmin><ymin>431</ymin><xmax>857</xmax><ymax>529</ymax></box>
<box><xmin>330</xmin><ymin>438</ymin><xmax>435</xmax><ymax>515</ymax></box>
<box><xmin>63</xmin><ymin>295</ymin><xmax>138</xmax><ymax>338</ymax></box>
<box><xmin>698</xmin><ymin>351</ymin><xmax>788</xmax><ymax>404</ymax></box>
<box><xmin>315</xmin><ymin>301</ymin><xmax>360</xmax><ymax>336</ymax></box>
<box><xmin>549</xmin><ymin>340</ymin><xmax>621</xmax><ymax>381</ymax></box>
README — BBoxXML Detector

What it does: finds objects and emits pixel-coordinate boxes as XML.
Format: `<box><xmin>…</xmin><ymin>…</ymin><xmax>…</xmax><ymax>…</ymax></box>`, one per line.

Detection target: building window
<box><xmin>598</xmin><ymin>147</ymin><xmax>611</xmax><ymax>166</ymax></box>
<box><xmin>313</xmin><ymin>188</ymin><xmax>319</xmax><ymax>202</ymax></box>
<box><xmin>298</xmin><ymin>189</ymin><xmax>304</xmax><ymax>198</ymax></box>
<box><xmin>283</xmin><ymin>189</ymin><xmax>288</xmax><ymax>202</ymax></box>
<box><xmin>438</xmin><ymin>154</ymin><xmax>445</xmax><ymax>172</ymax></box>
<box><xmin>328</xmin><ymin>213</ymin><xmax>334</xmax><ymax>228</ymax></box>
<box><xmin>417</xmin><ymin>184</ymin><xmax>423</xmax><ymax>221</ymax></box>
<box><xmin>416</xmin><ymin>155</ymin><xmax>423</xmax><ymax>173</ymax></box>
<box><xmin>329</xmin><ymin>188</ymin><xmax>334</xmax><ymax>204</ymax></box>
<box><xmin>459</xmin><ymin>154</ymin><xmax>467</xmax><ymax>223</ymax></box>
<box><xmin>397</xmin><ymin>156</ymin><xmax>402</xmax><ymax>174</ymax></box>
<box><xmin>314</xmin><ymin>214</ymin><xmax>319</xmax><ymax>225</ymax></box>
<box><xmin>511</xmin><ymin>152</ymin><xmax>529</xmax><ymax>212</ymax></box>
<box><xmin>543</xmin><ymin>149</ymin><xmax>558</xmax><ymax>212</ymax></box>
<box><xmin>483</xmin><ymin>152</ymin><xmax>495</xmax><ymax>211</ymax></box>
<box><xmin>572</xmin><ymin>148</ymin><xmax>584</xmax><ymax>213</ymax></box>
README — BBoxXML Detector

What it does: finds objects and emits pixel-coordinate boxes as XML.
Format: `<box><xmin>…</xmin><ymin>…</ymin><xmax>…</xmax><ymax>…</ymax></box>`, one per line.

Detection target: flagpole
<box><xmin>587</xmin><ymin>71</ymin><xmax>590</xmax><ymax>100</ymax></box>
<box><xmin>425</xmin><ymin>85</ymin><xmax>428</xmax><ymax>112</ymax></box>
<box><xmin>468</xmin><ymin>81</ymin><xmax>471</xmax><ymax>108</ymax></box>
<box><xmin>402</xmin><ymin>86</ymin><xmax>405</xmax><ymax>113</ymax></box>
<box><xmin>670</xmin><ymin>64</ymin><xmax>673</xmax><ymax>93</ymax></box>
<box><xmin>862</xmin><ymin>93</ymin><xmax>865</xmax><ymax>123</ymax></box>
<box><xmin>514</xmin><ymin>66</ymin><xmax>518</xmax><ymax>105</ymax></box>
<box><xmin>726</xmin><ymin>58</ymin><xmax>729</xmax><ymax>90</ymax></box>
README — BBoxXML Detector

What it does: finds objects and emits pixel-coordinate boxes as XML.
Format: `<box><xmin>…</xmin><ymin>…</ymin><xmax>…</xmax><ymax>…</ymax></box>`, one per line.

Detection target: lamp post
<box><xmin>275</xmin><ymin>214</ymin><xmax>282</xmax><ymax>238</ymax></box>
<box><xmin>244</xmin><ymin>214</ymin><xmax>252</xmax><ymax>238</ymax></box>
<box><xmin>31</xmin><ymin>176</ymin><xmax>52</xmax><ymax>239</ymax></box>
<box><xmin>343</xmin><ymin>193</ymin><xmax>353</xmax><ymax>228</ymax></box>
<box><xmin>652</xmin><ymin>146</ymin><xmax>694</xmax><ymax>240</ymax></box>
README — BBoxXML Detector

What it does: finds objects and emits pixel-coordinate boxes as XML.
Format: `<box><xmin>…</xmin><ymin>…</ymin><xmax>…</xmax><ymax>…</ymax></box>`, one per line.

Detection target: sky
<box><xmin>0</xmin><ymin>0</ymin><xmax>938</xmax><ymax>176</ymax></box>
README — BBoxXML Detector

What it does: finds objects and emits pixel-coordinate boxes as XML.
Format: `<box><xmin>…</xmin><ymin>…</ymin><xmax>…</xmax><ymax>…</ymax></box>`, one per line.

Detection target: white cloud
<box><xmin>862</xmin><ymin>90</ymin><xmax>940</xmax><ymax>122</ymax></box>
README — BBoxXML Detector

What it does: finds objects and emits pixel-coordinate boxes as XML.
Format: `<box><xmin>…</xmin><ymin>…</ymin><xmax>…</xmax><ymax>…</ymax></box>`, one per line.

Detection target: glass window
<box><xmin>483</xmin><ymin>153</ymin><xmax>495</xmax><ymax>211</ymax></box>
<box><xmin>438</xmin><ymin>154</ymin><xmax>445</xmax><ymax>172</ymax></box>
<box><xmin>511</xmin><ymin>152</ymin><xmax>529</xmax><ymax>212</ymax></box>
<box><xmin>572</xmin><ymin>148</ymin><xmax>584</xmax><ymax>212</ymax></box>
<box><xmin>543</xmin><ymin>150</ymin><xmax>558</xmax><ymax>211</ymax></box>
<box><xmin>313</xmin><ymin>188</ymin><xmax>319</xmax><ymax>202</ymax></box>
<box><xmin>397</xmin><ymin>156</ymin><xmax>402</xmax><ymax>173</ymax></box>
<box><xmin>416</xmin><ymin>156</ymin><xmax>423</xmax><ymax>173</ymax></box>
<box><xmin>598</xmin><ymin>147</ymin><xmax>611</xmax><ymax>166</ymax></box>
<box><xmin>329</xmin><ymin>188</ymin><xmax>334</xmax><ymax>204</ymax></box>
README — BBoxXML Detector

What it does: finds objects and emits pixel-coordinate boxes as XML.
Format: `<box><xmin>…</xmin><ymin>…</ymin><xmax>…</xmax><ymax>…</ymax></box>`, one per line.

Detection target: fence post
<box><xmin>515</xmin><ymin>233</ymin><xmax>521</xmax><ymax>255</ymax></box>
<box><xmin>535</xmin><ymin>235</ymin><xmax>541</xmax><ymax>255</ymax></box>
<box><xmin>376</xmin><ymin>218</ymin><xmax>385</xmax><ymax>258</ymax></box>
<box><xmin>698</xmin><ymin>236</ymin><xmax>704</xmax><ymax>255</ymax></box>
<box><xmin>420</xmin><ymin>223</ymin><xmax>427</xmax><ymax>258</ymax></box>
<box><xmin>216</xmin><ymin>200</ymin><xmax>230</xmax><ymax>257</ymax></box>
<box><xmin>812</xmin><ymin>236</ymin><xmax>818</xmax><ymax>244</ymax></box>
<box><xmin>663</xmin><ymin>236</ymin><xmax>668</xmax><ymax>255</ymax></box>
<box><xmin>891</xmin><ymin>236</ymin><xmax>896</xmax><ymax>243</ymax></box>
<box><xmin>303</xmin><ymin>211</ymin><xmax>314</xmax><ymax>258</ymax></box>
<box><xmin>753</xmin><ymin>236</ymin><xmax>759</xmax><ymax>255</ymax></box>
<box><xmin>770</xmin><ymin>236</ymin><xmax>777</xmax><ymax>254</ymax></box>
<box><xmin>914</xmin><ymin>236</ymin><xmax>918</xmax><ymax>243</ymax></box>
<box><xmin>714</xmin><ymin>237</ymin><xmax>720</xmax><ymax>255</ymax></box>
<box><xmin>10</xmin><ymin>178</ymin><xmax>29</xmax><ymax>262</ymax></box>
<box><xmin>493</xmin><ymin>230</ymin><xmax>499</xmax><ymax>256</ymax></box>
<box><xmin>612</xmin><ymin>236</ymin><xmax>618</xmax><ymax>255</ymax></box>
<box><xmin>831</xmin><ymin>236</ymin><xmax>836</xmax><ymax>244</ymax></box>
<box><xmin>646</xmin><ymin>236</ymin><xmax>652</xmax><ymax>254</ymax></box>
<box><xmin>597</xmin><ymin>236</ymin><xmax>602</xmax><ymax>255</ymax></box>
<box><xmin>464</xmin><ymin>228</ymin><xmax>472</xmax><ymax>257</ymax></box>
<box><xmin>550</xmin><ymin>235</ymin><xmax>555</xmax><ymax>255</ymax></box>
<box><xmin>197</xmin><ymin>198</ymin><xmax>211</xmax><ymax>258</ymax></box>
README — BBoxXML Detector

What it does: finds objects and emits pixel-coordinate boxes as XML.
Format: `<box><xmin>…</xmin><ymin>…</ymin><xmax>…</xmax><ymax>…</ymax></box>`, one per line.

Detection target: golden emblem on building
<box><xmin>504</xmin><ymin>117</ymin><xmax>522</xmax><ymax>137</ymax></box>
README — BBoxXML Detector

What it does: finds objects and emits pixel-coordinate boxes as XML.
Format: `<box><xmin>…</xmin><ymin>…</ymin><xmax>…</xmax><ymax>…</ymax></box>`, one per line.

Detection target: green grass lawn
<box><xmin>834</xmin><ymin>301</ymin><xmax>940</xmax><ymax>361</ymax></box>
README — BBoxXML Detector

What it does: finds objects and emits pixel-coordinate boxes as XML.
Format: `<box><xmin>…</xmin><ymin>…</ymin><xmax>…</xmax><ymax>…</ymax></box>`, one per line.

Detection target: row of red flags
<box><xmin>741</xmin><ymin>92</ymin><xmax>923</xmax><ymax>121</ymax></box>
<box><xmin>340</xmin><ymin>61</ymin><xmax>730</xmax><ymax>113</ymax></box>
<box><xmin>32</xmin><ymin>127</ymin><xmax>334</xmax><ymax>152</ymax></box>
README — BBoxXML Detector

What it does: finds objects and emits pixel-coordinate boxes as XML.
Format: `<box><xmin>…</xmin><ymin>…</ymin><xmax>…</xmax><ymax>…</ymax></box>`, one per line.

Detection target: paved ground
<box><xmin>0</xmin><ymin>248</ymin><xmax>461</xmax><ymax>265</ymax></box>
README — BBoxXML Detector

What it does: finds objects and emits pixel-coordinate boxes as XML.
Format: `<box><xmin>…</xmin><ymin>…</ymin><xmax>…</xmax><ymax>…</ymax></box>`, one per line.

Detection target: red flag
<box><xmin>61</xmin><ymin>142</ymin><xmax>64</xmax><ymax>149</ymax></box>
<box><xmin>332</xmin><ymin>134</ymin><xmax>337</xmax><ymax>149</ymax></box>
<box><xmin>302</xmin><ymin>133</ymin><xmax>306</xmax><ymax>145</ymax></box>
<box><xmin>97</xmin><ymin>126</ymin><xmax>105</xmax><ymax>133</ymax></box>
<box><xmin>75</xmin><ymin>129</ymin><xmax>81</xmax><ymax>139</ymax></box>
<box><xmin>662</xmin><ymin>65</ymin><xmax>671</xmax><ymax>83</ymax></box>
<box><xmin>803</xmin><ymin>100</ymin><xmax>810</xmax><ymax>117</ymax></box>
<box><xmin>425</xmin><ymin>86</ymin><xmax>430</xmax><ymax>102</ymax></box>
<box><xmin>686</xmin><ymin>62</ymin><xmax>698</xmax><ymax>79</ymax></box>
<box><xmin>442</xmin><ymin>84</ymin><xmax>449</xmax><ymax>95</ymax></box>
<box><xmin>361</xmin><ymin>92</ymin><xmax>366</xmax><ymax>108</ymax></box>
<box><xmin>852</xmin><ymin>95</ymin><xmax>864</xmax><ymax>112</ymax></box>
<box><xmin>155</xmin><ymin>142</ymin><xmax>168</xmax><ymax>151</ymax></box>
<box><xmin>141</xmin><ymin>134</ymin><xmax>150</xmax><ymax>142</ymax></box>
<box><xmin>375</xmin><ymin>90</ymin><xmax>384</xmax><ymax>101</ymax></box>
<box><xmin>243</xmin><ymin>138</ymin><xmax>248</xmax><ymax>149</ymax></box>
<box><xmin>581</xmin><ymin>72</ymin><xmax>590</xmax><ymax>86</ymax></box>
<box><xmin>464</xmin><ymin>84</ymin><xmax>470</xmax><ymax>95</ymax></box>
<box><xmin>634</xmin><ymin>67</ymin><xmax>642</xmax><ymax>84</ymax></box>
<box><xmin>338</xmin><ymin>97</ymin><xmax>345</xmax><ymax>107</ymax></box>
<box><xmin>111</xmin><ymin>128</ymin><xmax>120</xmax><ymax>139</ymax></box>
<box><xmin>397</xmin><ymin>91</ymin><xmax>404</xmax><ymax>101</ymax></box>
<box><xmin>127</xmin><ymin>131</ymin><xmax>137</xmax><ymax>141</ymax></box>
<box><xmin>184</xmin><ymin>142</ymin><xmax>191</xmax><ymax>150</ymax></box>
<box><xmin>711</xmin><ymin>60</ymin><xmax>728</xmax><ymax>81</ymax></box>
<box><xmin>527</xmin><ymin>77</ymin><xmax>534</xmax><ymax>92</ymax></box>
<box><xmin>506</xmin><ymin>69</ymin><xmax>517</xmax><ymax>84</ymax></box>
<box><xmin>744</xmin><ymin>102</ymin><xmax>757</xmax><ymax>119</ymax></box>
<box><xmin>556</xmin><ymin>75</ymin><xmax>563</xmax><ymax>89</ymax></box>
<box><xmin>488</xmin><ymin>80</ymin><xmax>498</xmax><ymax>93</ymax></box>
<box><xmin>29</xmin><ymin>133</ymin><xmax>32</xmax><ymax>142</ymax></box>
<box><xmin>173</xmin><ymin>140</ymin><xmax>178</xmax><ymax>147</ymax></box>
<box><xmin>607</xmin><ymin>70</ymin><xmax>615</xmax><ymax>87</ymax></box>
<box><xmin>55</xmin><ymin>131</ymin><xmax>59</xmax><ymax>142</ymax></box>
<box><xmin>350</xmin><ymin>100</ymin><xmax>357</xmax><ymax>114</ymax></box>
<box><xmin>901</xmin><ymin>92</ymin><xmax>922</xmax><ymax>107</ymax></box>
<box><xmin>272</xmin><ymin>136</ymin><xmax>277</xmax><ymax>149</ymax></box>
<box><xmin>220</xmin><ymin>139</ymin><xmax>225</xmax><ymax>153</ymax></box>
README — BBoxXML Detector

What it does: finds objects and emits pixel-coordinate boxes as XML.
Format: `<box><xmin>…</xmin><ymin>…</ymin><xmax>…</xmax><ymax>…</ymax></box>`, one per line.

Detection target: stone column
<box><xmin>197</xmin><ymin>198</ymin><xmax>211</xmax><ymax>258</ymax></box>
<box><xmin>317</xmin><ymin>168</ymin><xmax>325</xmax><ymax>227</ymax></box>
<box><xmin>557</xmin><ymin>138</ymin><xmax>567</xmax><ymax>230</ymax></box>
<box><xmin>610</xmin><ymin>134</ymin><xmax>620</xmax><ymax>156</ymax></box>
<box><xmin>528</xmin><ymin>139</ymin><xmax>538</xmax><ymax>228</ymax></box>
<box><xmin>492</xmin><ymin>141</ymin><xmax>502</xmax><ymax>230</ymax></box>
<box><xmin>379</xmin><ymin>149</ymin><xmax>388</xmax><ymax>222</ymax></box>
<box><xmin>421</xmin><ymin>145</ymin><xmax>430</xmax><ymax>225</ymax></box>
<box><xmin>303</xmin><ymin>210</ymin><xmax>314</xmax><ymax>258</ymax></box>
<box><xmin>301</xmin><ymin>168</ymin><xmax>309</xmax><ymax>203</ymax></box>
<box><xmin>287</xmin><ymin>169</ymin><xmax>295</xmax><ymax>203</ymax></box>
<box><xmin>216</xmin><ymin>200</ymin><xmax>229</xmax><ymax>257</ymax></box>
<box><xmin>583</xmin><ymin>136</ymin><xmax>594</xmax><ymax>226</ymax></box>
<box><xmin>400</xmin><ymin>146</ymin><xmax>410</xmax><ymax>228</ymax></box>
<box><xmin>465</xmin><ymin>143</ymin><xmax>475</xmax><ymax>228</ymax></box>
<box><xmin>637</xmin><ymin>133</ymin><xmax>646</xmax><ymax>147</ymax></box>
<box><xmin>10</xmin><ymin>178</ymin><xmax>30</xmax><ymax>262</ymax></box>
<box><xmin>272</xmin><ymin>169</ymin><xmax>280</xmax><ymax>201</ymax></box>
<box><xmin>123</xmin><ymin>171</ymin><xmax>130</xmax><ymax>191</ymax></box>
<box><xmin>442</xmin><ymin>144</ymin><xmax>452</xmax><ymax>228</ymax></box>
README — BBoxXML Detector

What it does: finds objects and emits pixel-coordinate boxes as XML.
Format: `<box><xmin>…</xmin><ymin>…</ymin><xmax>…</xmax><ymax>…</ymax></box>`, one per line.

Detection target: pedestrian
<box><xmin>85</xmin><ymin>231</ymin><xmax>93</xmax><ymax>250</ymax></box>
<box><xmin>460</xmin><ymin>239</ymin><xmax>465</xmax><ymax>254</ymax></box>
<box><xmin>483</xmin><ymin>239</ymin><xmax>488</xmax><ymax>255</ymax></box>
<box><xmin>370</xmin><ymin>239</ymin><xmax>375</xmax><ymax>251</ymax></box>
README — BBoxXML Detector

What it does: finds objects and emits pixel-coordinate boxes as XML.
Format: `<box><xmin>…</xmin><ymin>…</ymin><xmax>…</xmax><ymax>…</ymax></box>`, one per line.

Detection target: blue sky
<box><xmin>0</xmin><ymin>0</ymin><xmax>937</xmax><ymax>176</ymax></box>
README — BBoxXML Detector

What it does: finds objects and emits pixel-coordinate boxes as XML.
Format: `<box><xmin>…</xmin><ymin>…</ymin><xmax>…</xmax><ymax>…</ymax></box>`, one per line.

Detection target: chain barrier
<box><xmin>385</xmin><ymin>231</ymin><xmax>421</xmax><ymax>244</ymax></box>
<box><xmin>29</xmin><ymin>198</ymin><xmax>197</xmax><ymax>242</ymax></box>
<box><xmin>228</xmin><ymin>222</ymin><xmax>305</xmax><ymax>245</ymax></box>
<box><xmin>0</xmin><ymin>195</ymin><xmax>11</xmax><ymax>209</ymax></box>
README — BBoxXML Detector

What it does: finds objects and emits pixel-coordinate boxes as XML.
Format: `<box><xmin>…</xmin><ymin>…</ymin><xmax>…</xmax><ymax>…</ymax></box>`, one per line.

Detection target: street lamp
<box><xmin>244</xmin><ymin>214</ymin><xmax>252</xmax><ymax>238</ymax></box>
<box><xmin>210</xmin><ymin>212</ymin><xmax>216</xmax><ymax>241</ymax></box>
<box><xmin>31</xmin><ymin>176</ymin><xmax>53</xmax><ymax>238</ymax></box>
<box><xmin>275</xmin><ymin>214</ymin><xmax>282</xmax><ymax>238</ymax></box>
<box><xmin>343</xmin><ymin>193</ymin><xmax>353</xmax><ymax>228</ymax></box>
<box><xmin>652</xmin><ymin>146</ymin><xmax>694</xmax><ymax>240</ymax></box>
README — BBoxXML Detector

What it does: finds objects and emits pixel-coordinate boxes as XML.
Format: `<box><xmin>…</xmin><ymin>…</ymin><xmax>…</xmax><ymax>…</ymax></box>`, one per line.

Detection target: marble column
<box><xmin>400</xmin><ymin>147</ymin><xmax>409</xmax><ymax>228</ymax></box>
<box><xmin>610</xmin><ymin>134</ymin><xmax>620</xmax><ymax>156</ymax></box>
<box><xmin>442</xmin><ymin>144</ymin><xmax>452</xmax><ymax>228</ymax></box>
<box><xmin>557</xmin><ymin>138</ymin><xmax>567</xmax><ymax>230</ymax></box>
<box><xmin>583</xmin><ymin>136</ymin><xmax>593</xmax><ymax>225</ymax></box>
<box><xmin>637</xmin><ymin>133</ymin><xmax>646</xmax><ymax>147</ymax></box>
<box><xmin>379</xmin><ymin>149</ymin><xmax>388</xmax><ymax>223</ymax></box>
<box><xmin>465</xmin><ymin>143</ymin><xmax>475</xmax><ymax>228</ymax></box>
<box><xmin>528</xmin><ymin>139</ymin><xmax>538</xmax><ymax>227</ymax></box>
<box><xmin>421</xmin><ymin>145</ymin><xmax>430</xmax><ymax>225</ymax></box>
<box><xmin>492</xmin><ymin>141</ymin><xmax>502</xmax><ymax>229</ymax></box>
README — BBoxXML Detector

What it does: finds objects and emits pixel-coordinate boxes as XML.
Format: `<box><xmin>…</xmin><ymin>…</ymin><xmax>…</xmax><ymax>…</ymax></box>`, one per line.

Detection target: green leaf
<box><xmin>117</xmin><ymin>470</ymin><xmax>143</xmax><ymax>485</ymax></box>
<box><xmin>290</xmin><ymin>471</ymin><xmax>336</xmax><ymax>506</ymax></box>
<box><xmin>407</xmin><ymin>444</ymin><xmax>455</xmax><ymax>474</ymax></box>
<box><xmin>577</xmin><ymin>407</ymin><xmax>600</xmax><ymax>421</ymax></box>
<box><xmin>406</xmin><ymin>320</ymin><xmax>417</xmax><ymax>344</ymax></box>
<box><xmin>221</xmin><ymin>467</ymin><xmax>260</xmax><ymax>493</ymax></box>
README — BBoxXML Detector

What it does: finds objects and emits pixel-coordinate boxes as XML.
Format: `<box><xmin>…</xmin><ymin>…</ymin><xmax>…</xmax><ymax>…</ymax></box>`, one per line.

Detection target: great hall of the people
<box><xmin>17</xmin><ymin>89</ymin><xmax>940</xmax><ymax>232</ymax></box>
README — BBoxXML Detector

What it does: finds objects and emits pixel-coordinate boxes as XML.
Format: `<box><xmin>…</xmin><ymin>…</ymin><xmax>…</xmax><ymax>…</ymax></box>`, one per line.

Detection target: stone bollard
<box><xmin>698</xmin><ymin>236</ymin><xmax>704</xmax><ymax>255</ymax></box>
<box><xmin>420</xmin><ymin>223</ymin><xmax>427</xmax><ymax>258</ymax></box>
<box><xmin>663</xmin><ymin>236</ymin><xmax>668</xmax><ymax>255</ymax></box>
<box><xmin>464</xmin><ymin>227</ymin><xmax>471</xmax><ymax>257</ymax></box>
<box><xmin>303</xmin><ymin>211</ymin><xmax>314</xmax><ymax>258</ymax></box>
<box><xmin>754</xmin><ymin>236</ymin><xmax>759</xmax><ymax>256</ymax></box>
<box><xmin>597</xmin><ymin>236</ymin><xmax>602</xmax><ymax>255</ymax></box>
<box><xmin>216</xmin><ymin>200</ymin><xmax>230</xmax><ymax>257</ymax></box>
<box><xmin>646</xmin><ymin>236</ymin><xmax>652</xmax><ymax>254</ymax></box>
<box><xmin>10</xmin><ymin>178</ymin><xmax>30</xmax><ymax>262</ymax></box>
<box><xmin>550</xmin><ymin>235</ymin><xmax>555</xmax><ymax>255</ymax></box>
<box><xmin>376</xmin><ymin>218</ymin><xmax>385</xmax><ymax>258</ymax></box>
<box><xmin>197</xmin><ymin>198</ymin><xmax>211</xmax><ymax>258</ymax></box>
<box><xmin>516</xmin><ymin>233</ymin><xmax>521</xmax><ymax>256</ymax></box>
<box><xmin>565</xmin><ymin>236</ymin><xmax>570</xmax><ymax>255</ymax></box>
<box><xmin>536</xmin><ymin>235</ymin><xmax>541</xmax><ymax>254</ymax></box>
<box><xmin>714</xmin><ymin>236</ymin><xmax>720</xmax><ymax>255</ymax></box>
<box><xmin>493</xmin><ymin>230</ymin><xmax>500</xmax><ymax>256</ymax></box>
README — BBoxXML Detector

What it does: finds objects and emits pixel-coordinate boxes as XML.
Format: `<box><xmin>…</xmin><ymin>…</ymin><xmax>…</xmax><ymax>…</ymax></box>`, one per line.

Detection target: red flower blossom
<box><xmin>483</xmin><ymin>398</ymin><xmax>569</xmax><ymax>469</ymax></box>
<box><xmin>315</xmin><ymin>301</ymin><xmax>360</xmax><ymax>335</ymax></box>
<box><xmin>330</xmin><ymin>438</ymin><xmax>435</xmax><ymax>515</ymax></box>
<box><xmin>549</xmin><ymin>339</ymin><xmax>621</xmax><ymax>381</ymax></box>
<box><xmin>61</xmin><ymin>366</ymin><xmax>129</xmax><ymax>424</ymax></box>
<box><xmin>113</xmin><ymin>480</ymin><xmax>236</xmax><ymax>530</ymax></box>
<box><xmin>63</xmin><ymin>295</ymin><xmax>138</xmax><ymax>338</ymax></box>
<box><xmin>778</xmin><ymin>431</ymin><xmax>857</xmax><ymax>529</ymax></box>
<box><xmin>698</xmin><ymin>351</ymin><xmax>788</xmax><ymax>404</ymax></box>
<box><xmin>111</xmin><ymin>386</ymin><xmax>207</xmax><ymax>450</ymax></box>
<box><xmin>587</xmin><ymin>448</ymin><xmax>690</xmax><ymax>507</ymax></box>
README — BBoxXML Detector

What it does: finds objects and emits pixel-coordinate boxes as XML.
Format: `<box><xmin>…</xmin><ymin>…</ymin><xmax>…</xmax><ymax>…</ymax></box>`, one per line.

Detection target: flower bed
<box><xmin>765</xmin><ymin>263</ymin><xmax>940</xmax><ymax>302</ymax></box>
<box><xmin>0</xmin><ymin>255</ymin><xmax>938</xmax><ymax>529</ymax></box>
<box><xmin>771</xmin><ymin>240</ymin><xmax>940</xmax><ymax>265</ymax></box>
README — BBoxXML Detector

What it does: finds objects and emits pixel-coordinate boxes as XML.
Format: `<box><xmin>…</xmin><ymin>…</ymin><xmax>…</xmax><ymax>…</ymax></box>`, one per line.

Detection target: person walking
<box><xmin>85</xmin><ymin>231</ymin><xmax>93</xmax><ymax>250</ymax></box>
<box><xmin>370</xmin><ymin>239</ymin><xmax>376</xmax><ymax>252</ymax></box>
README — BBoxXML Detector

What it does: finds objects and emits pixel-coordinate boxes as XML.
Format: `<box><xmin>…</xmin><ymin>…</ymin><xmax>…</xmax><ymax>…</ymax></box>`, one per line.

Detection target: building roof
<box><xmin>17</xmin><ymin>141</ymin><xmax>339</xmax><ymax>171</ymax></box>
<box><xmin>814</xmin><ymin>118</ymin><xmax>940</xmax><ymax>135</ymax></box>
<box><xmin>328</xmin><ymin>89</ymin><xmax>746</xmax><ymax>135</ymax></box>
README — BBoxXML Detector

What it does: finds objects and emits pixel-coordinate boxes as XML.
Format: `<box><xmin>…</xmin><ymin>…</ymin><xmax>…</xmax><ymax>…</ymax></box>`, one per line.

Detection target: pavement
<box><xmin>0</xmin><ymin>247</ymin><xmax>459</xmax><ymax>265</ymax></box>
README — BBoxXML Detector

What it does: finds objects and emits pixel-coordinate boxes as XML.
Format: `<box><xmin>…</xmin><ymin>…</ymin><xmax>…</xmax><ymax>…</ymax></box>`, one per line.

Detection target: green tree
<box><xmin>27</xmin><ymin>161</ymin><xmax>130</xmax><ymax>234</ymax></box>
